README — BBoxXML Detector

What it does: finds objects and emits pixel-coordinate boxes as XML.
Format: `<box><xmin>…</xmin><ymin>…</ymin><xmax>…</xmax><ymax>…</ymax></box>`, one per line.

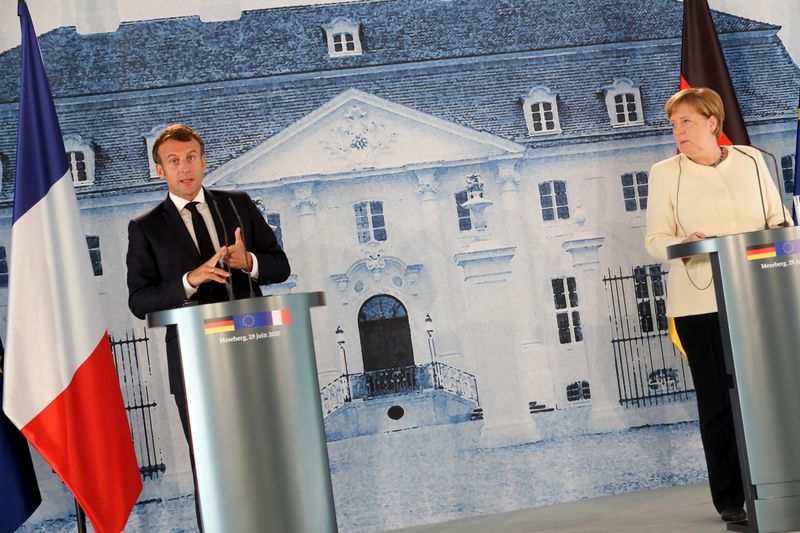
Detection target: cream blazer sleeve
<box><xmin>644</xmin><ymin>156</ymin><xmax>685</xmax><ymax>263</ymax></box>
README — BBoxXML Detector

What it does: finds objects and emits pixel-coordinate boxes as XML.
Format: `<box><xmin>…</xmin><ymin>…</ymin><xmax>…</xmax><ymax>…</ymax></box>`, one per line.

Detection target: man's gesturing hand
<box><xmin>187</xmin><ymin>248</ymin><xmax>230</xmax><ymax>288</ymax></box>
<box><xmin>224</xmin><ymin>227</ymin><xmax>253</xmax><ymax>272</ymax></box>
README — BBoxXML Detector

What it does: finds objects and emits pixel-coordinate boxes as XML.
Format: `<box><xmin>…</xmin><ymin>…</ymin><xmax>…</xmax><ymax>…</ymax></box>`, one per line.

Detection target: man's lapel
<box><xmin>205</xmin><ymin>189</ymin><xmax>239</xmax><ymax>248</ymax></box>
<box><xmin>161</xmin><ymin>195</ymin><xmax>202</xmax><ymax>262</ymax></box>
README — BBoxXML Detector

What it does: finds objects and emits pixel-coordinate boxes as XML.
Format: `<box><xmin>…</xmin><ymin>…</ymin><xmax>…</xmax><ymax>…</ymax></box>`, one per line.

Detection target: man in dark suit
<box><xmin>126</xmin><ymin>124</ymin><xmax>290</xmax><ymax>529</ymax></box>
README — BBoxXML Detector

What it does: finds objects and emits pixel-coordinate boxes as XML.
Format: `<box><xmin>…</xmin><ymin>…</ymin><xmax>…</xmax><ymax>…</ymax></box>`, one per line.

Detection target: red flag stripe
<box><xmin>21</xmin><ymin>333</ymin><xmax>141</xmax><ymax>533</ymax></box>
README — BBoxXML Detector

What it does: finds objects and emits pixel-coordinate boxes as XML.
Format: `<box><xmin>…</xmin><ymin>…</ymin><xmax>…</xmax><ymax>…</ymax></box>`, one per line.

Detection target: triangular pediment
<box><xmin>205</xmin><ymin>89</ymin><xmax>524</xmax><ymax>186</ymax></box>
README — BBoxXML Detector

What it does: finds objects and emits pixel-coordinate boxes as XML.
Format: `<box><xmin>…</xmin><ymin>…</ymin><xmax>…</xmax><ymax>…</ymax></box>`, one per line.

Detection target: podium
<box><xmin>667</xmin><ymin>228</ymin><xmax>800</xmax><ymax>533</ymax></box>
<box><xmin>147</xmin><ymin>292</ymin><xmax>337</xmax><ymax>533</ymax></box>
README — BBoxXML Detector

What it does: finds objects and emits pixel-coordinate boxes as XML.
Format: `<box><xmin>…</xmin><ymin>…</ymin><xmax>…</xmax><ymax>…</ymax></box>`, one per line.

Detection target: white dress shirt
<box><xmin>170</xmin><ymin>190</ymin><xmax>259</xmax><ymax>298</ymax></box>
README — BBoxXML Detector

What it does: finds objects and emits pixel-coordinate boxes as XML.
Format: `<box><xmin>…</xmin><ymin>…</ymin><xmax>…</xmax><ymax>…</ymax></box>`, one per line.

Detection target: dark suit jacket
<box><xmin>126</xmin><ymin>188</ymin><xmax>291</xmax><ymax>394</ymax></box>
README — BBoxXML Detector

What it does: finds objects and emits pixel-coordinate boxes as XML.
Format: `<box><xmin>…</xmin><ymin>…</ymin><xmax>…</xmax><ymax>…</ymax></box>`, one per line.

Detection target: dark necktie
<box><xmin>185</xmin><ymin>201</ymin><xmax>216</xmax><ymax>260</ymax></box>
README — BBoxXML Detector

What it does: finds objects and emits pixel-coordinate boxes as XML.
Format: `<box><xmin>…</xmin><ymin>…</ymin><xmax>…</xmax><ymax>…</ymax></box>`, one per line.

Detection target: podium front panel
<box><xmin>149</xmin><ymin>292</ymin><xmax>337</xmax><ymax>533</ymax></box>
<box><xmin>685</xmin><ymin>229</ymin><xmax>800</xmax><ymax>532</ymax></box>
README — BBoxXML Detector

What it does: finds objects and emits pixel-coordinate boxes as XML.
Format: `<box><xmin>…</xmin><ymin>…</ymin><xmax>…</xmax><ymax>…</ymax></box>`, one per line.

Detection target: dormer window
<box><xmin>324</xmin><ymin>18</ymin><xmax>362</xmax><ymax>58</ymax></box>
<box><xmin>334</xmin><ymin>33</ymin><xmax>355</xmax><ymax>53</ymax></box>
<box><xmin>602</xmin><ymin>78</ymin><xmax>644</xmax><ymax>128</ymax></box>
<box><xmin>63</xmin><ymin>134</ymin><xmax>95</xmax><ymax>186</ymax></box>
<box><xmin>144</xmin><ymin>124</ymin><xmax>168</xmax><ymax>178</ymax></box>
<box><xmin>523</xmin><ymin>86</ymin><xmax>562</xmax><ymax>136</ymax></box>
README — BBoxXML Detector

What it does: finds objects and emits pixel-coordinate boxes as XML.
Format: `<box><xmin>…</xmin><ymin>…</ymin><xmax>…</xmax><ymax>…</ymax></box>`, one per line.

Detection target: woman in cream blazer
<box><xmin>645</xmin><ymin>87</ymin><xmax>790</xmax><ymax>524</ymax></box>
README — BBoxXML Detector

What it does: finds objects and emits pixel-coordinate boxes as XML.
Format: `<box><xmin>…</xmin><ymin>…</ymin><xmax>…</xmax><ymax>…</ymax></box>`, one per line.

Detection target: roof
<box><xmin>0</xmin><ymin>0</ymin><xmax>795</xmax><ymax>203</ymax></box>
<box><xmin>0</xmin><ymin>0</ymin><xmax>777</xmax><ymax>101</ymax></box>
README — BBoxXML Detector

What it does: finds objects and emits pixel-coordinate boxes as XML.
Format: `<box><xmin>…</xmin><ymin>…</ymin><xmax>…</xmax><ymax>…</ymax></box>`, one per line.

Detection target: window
<box><xmin>647</xmin><ymin>368</ymin><xmax>680</xmax><ymax>394</ymax></box>
<box><xmin>0</xmin><ymin>246</ymin><xmax>7</xmax><ymax>288</ymax></box>
<box><xmin>0</xmin><ymin>154</ymin><xmax>5</xmax><ymax>194</ymax></box>
<box><xmin>454</xmin><ymin>189</ymin><xmax>472</xmax><ymax>231</ymax></box>
<box><xmin>63</xmin><ymin>134</ymin><xmax>95</xmax><ymax>186</ymax></box>
<box><xmin>68</xmin><ymin>151</ymin><xmax>88</xmax><ymax>183</ymax></box>
<box><xmin>323</xmin><ymin>18</ymin><xmax>363</xmax><ymax>57</ymax></box>
<box><xmin>781</xmin><ymin>154</ymin><xmax>795</xmax><ymax>195</ymax></box>
<box><xmin>602</xmin><ymin>78</ymin><xmax>644</xmax><ymax>127</ymax></box>
<box><xmin>539</xmin><ymin>180</ymin><xmax>569</xmax><ymax>221</ymax></box>
<box><xmin>566</xmin><ymin>380</ymin><xmax>591</xmax><ymax>402</ymax></box>
<box><xmin>266</xmin><ymin>213</ymin><xmax>283</xmax><ymax>249</ymax></box>
<box><xmin>633</xmin><ymin>264</ymin><xmax>667</xmax><ymax>333</ymax></box>
<box><xmin>552</xmin><ymin>276</ymin><xmax>582</xmax><ymax>344</ymax></box>
<box><xmin>144</xmin><ymin>124</ymin><xmax>168</xmax><ymax>178</ymax></box>
<box><xmin>523</xmin><ymin>86</ymin><xmax>562</xmax><ymax>136</ymax></box>
<box><xmin>333</xmin><ymin>33</ymin><xmax>355</xmax><ymax>53</ymax></box>
<box><xmin>252</xmin><ymin>198</ymin><xmax>284</xmax><ymax>249</ymax></box>
<box><xmin>86</xmin><ymin>235</ymin><xmax>102</xmax><ymax>276</ymax></box>
<box><xmin>354</xmin><ymin>201</ymin><xmax>386</xmax><ymax>243</ymax></box>
<box><xmin>621</xmin><ymin>171</ymin><xmax>648</xmax><ymax>211</ymax></box>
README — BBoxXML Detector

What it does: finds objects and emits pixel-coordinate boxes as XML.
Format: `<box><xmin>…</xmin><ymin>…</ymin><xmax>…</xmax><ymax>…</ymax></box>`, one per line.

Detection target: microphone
<box><xmin>749</xmin><ymin>144</ymin><xmax>790</xmax><ymax>228</ymax></box>
<box><xmin>229</xmin><ymin>197</ymin><xmax>256</xmax><ymax>299</ymax></box>
<box><xmin>731</xmin><ymin>147</ymin><xmax>770</xmax><ymax>231</ymax></box>
<box><xmin>211</xmin><ymin>197</ymin><xmax>235</xmax><ymax>301</ymax></box>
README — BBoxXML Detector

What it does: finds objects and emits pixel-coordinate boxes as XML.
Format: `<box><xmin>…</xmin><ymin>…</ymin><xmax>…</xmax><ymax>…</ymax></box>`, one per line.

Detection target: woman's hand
<box><xmin>682</xmin><ymin>231</ymin><xmax>707</xmax><ymax>243</ymax></box>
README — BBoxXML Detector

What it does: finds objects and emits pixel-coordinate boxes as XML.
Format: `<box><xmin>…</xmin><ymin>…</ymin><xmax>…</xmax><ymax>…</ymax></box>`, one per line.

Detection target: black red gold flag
<box><xmin>680</xmin><ymin>0</ymin><xmax>750</xmax><ymax>146</ymax></box>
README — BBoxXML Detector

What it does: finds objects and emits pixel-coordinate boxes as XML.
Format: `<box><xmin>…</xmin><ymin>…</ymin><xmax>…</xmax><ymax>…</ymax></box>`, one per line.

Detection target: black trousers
<box><xmin>174</xmin><ymin>394</ymin><xmax>204</xmax><ymax>532</ymax></box>
<box><xmin>674</xmin><ymin>313</ymin><xmax>744</xmax><ymax>512</ymax></box>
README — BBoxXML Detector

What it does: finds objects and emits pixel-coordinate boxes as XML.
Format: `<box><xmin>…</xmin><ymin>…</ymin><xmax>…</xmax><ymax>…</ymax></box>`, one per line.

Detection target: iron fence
<box><xmin>603</xmin><ymin>264</ymin><xmax>695</xmax><ymax>407</ymax></box>
<box><xmin>110</xmin><ymin>329</ymin><xmax>165</xmax><ymax>480</ymax></box>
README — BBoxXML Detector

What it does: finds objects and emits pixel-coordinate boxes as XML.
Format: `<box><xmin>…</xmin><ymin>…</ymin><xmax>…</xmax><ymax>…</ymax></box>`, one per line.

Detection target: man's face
<box><xmin>155</xmin><ymin>138</ymin><xmax>206</xmax><ymax>201</ymax></box>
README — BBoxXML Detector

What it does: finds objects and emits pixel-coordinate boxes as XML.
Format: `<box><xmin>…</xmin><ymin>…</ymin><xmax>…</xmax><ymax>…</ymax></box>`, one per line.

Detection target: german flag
<box><xmin>680</xmin><ymin>0</ymin><xmax>750</xmax><ymax>146</ymax></box>
<box><xmin>204</xmin><ymin>317</ymin><xmax>235</xmax><ymax>334</ymax></box>
<box><xmin>670</xmin><ymin>0</ymin><xmax>752</xmax><ymax>359</ymax></box>
<box><xmin>746</xmin><ymin>243</ymin><xmax>777</xmax><ymax>261</ymax></box>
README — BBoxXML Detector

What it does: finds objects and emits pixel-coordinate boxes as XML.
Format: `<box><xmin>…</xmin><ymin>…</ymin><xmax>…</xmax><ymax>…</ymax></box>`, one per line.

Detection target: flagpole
<box><xmin>75</xmin><ymin>499</ymin><xmax>88</xmax><ymax>533</ymax></box>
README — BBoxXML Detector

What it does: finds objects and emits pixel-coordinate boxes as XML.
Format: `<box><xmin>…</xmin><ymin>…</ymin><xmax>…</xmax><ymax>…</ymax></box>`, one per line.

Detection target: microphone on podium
<box><xmin>229</xmin><ymin>197</ymin><xmax>256</xmax><ymax>299</ymax></box>
<box><xmin>211</xmin><ymin>198</ymin><xmax>235</xmax><ymax>300</ymax></box>
<box><xmin>731</xmin><ymin>147</ymin><xmax>770</xmax><ymax>230</ymax></box>
<box><xmin>733</xmin><ymin>145</ymin><xmax>791</xmax><ymax>229</ymax></box>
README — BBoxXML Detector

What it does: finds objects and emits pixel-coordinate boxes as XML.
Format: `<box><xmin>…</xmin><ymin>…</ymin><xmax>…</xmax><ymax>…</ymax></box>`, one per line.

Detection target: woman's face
<box><xmin>668</xmin><ymin>102</ymin><xmax>719</xmax><ymax>157</ymax></box>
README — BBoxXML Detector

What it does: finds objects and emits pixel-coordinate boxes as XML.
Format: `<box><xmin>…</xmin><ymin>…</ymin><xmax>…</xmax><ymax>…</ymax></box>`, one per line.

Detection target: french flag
<box><xmin>2</xmin><ymin>3</ymin><xmax>142</xmax><ymax>532</ymax></box>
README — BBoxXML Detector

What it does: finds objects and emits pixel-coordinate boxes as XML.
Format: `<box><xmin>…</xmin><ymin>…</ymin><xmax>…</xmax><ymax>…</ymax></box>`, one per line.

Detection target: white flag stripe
<box><xmin>5</xmin><ymin>172</ymin><xmax>106</xmax><ymax>428</ymax></box>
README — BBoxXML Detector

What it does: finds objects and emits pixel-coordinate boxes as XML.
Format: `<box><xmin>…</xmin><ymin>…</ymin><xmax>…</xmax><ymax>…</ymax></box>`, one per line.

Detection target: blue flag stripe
<box><xmin>13</xmin><ymin>1</ymin><xmax>69</xmax><ymax>224</ymax></box>
<box><xmin>0</xmin><ymin>336</ymin><xmax>41</xmax><ymax>533</ymax></box>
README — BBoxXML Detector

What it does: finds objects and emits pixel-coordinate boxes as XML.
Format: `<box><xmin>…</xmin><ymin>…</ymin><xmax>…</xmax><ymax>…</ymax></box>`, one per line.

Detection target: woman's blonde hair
<box><xmin>665</xmin><ymin>87</ymin><xmax>725</xmax><ymax>138</ymax></box>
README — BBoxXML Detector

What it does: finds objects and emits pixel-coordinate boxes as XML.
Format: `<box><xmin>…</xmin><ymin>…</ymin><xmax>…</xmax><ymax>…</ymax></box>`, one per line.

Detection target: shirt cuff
<box><xmin>183</xmin><ymin>272</ymin><xmax>199</xmax><ymax>299</ymax></box>
<box><xmin>248</xmin><ymin>252</ymin><xmax>259</xmax><ymax>280</ymax></box>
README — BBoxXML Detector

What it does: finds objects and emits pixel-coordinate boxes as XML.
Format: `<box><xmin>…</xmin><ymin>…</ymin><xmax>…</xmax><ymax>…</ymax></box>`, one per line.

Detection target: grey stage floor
<box><xmin>391</xmin><ymin>482</ymin><xmax>739</xmax><ymax>533</ymax></box>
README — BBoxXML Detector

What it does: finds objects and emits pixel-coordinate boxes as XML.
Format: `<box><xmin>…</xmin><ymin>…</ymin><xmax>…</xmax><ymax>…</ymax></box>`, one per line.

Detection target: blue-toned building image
<box><xmin>0</xmin><ymin>0</ymin><xmax>798</xmax><ymax>531</ymax></box>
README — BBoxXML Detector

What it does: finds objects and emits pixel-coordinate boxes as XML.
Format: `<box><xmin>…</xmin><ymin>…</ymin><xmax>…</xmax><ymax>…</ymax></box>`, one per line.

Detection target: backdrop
<box><xmin>0</xmin><ymin>0</ymin><xmax>798</xmax><ymax>531</ymax></box>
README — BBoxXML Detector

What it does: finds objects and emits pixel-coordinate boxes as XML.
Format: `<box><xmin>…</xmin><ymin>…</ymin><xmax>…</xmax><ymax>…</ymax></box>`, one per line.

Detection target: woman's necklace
<box><xmin>702</xmin><ymin>146</ymin><xmax>727</xmax><ymax>167</ymax></box>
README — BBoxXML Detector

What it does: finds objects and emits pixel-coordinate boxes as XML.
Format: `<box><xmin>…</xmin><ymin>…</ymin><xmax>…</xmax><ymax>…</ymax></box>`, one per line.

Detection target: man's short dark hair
<box><xmin>152</xmin><ymin>124</ymin><xmax>205</xmax><ymax>164</ymax></box>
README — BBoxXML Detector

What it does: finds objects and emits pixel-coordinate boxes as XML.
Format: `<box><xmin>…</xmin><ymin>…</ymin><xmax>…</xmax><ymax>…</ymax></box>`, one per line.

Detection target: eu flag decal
<box><xmin>776</xmin><ymin>240</ymin><xmax>800</xmax><ymax>257</ymax></box>
<box><xmin>205</xmin><ymin>309</ymin><xmax>291</xmax><ymax>334</ymax></box>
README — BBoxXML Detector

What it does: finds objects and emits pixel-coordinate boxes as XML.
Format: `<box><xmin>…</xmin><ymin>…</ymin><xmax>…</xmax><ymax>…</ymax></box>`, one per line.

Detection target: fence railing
<box><xmin>320</xmin><ymin>362</ymin><xmax>479</xmax><ymax>417</ymax></box>
<box><xmin>110</xmin><ymin>329</ymin><xmax>166</xmax><ymax>480</ymax></box>
<box><xmin>603</xmin><ymin>265</ymin><xmax>695</xmax><ymax>408</ymax></box>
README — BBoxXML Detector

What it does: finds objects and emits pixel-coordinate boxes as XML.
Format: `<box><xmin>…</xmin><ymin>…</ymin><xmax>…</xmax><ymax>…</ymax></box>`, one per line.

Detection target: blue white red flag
<box><xmin>2</xmin><ymin>3</ymin><xmax>142</xmax><ymax>532</ymax></box>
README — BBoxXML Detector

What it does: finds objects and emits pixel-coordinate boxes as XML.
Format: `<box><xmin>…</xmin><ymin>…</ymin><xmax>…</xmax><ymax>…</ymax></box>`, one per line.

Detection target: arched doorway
<box><xmin>357</xmin><ymin>294</ymin><xmax>414</xmax><ymax>372</ymax></box>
